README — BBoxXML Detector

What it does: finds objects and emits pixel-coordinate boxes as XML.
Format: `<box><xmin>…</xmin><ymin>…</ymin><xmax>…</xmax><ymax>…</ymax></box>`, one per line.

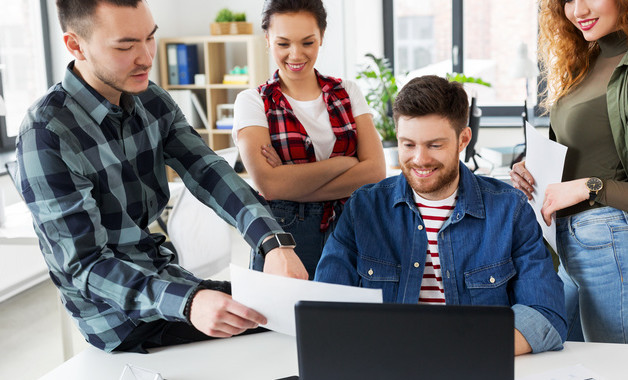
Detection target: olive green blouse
<box><xmin>551</xmin><ymin>31</ymin><xmax>628</xmax><ymax>217</ymax></box>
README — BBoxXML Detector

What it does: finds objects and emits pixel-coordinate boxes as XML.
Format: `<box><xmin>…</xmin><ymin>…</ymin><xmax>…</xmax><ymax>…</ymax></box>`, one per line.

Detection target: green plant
<box><xmin>356</xmin><ymin>53</ymin><xmax>399</xmax><ymax>144</ymax></box>
<box><xmin>446</xmin><ymin>72</ymin><xmax>491</xmax><ymax>87</ymax></box>
<box><xmin>215</xmin><ymin>8</ymin><xmax>234</xmax><ymax>22</ymax></box>
<box><xmin>234</xmin><ymin>13</ymin><xmax>247</xmax><ymax>22</ymax></box>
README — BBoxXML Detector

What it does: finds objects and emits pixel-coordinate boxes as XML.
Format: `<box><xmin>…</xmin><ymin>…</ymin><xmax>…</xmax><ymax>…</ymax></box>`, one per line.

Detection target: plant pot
<box><xmin>383</xmin><ymin>146</ymin><xmax>400</xmax><ymax>169</ymax></box>
<box><xmin>210</xmin><ymin>22</ymin><xmax>253</xmax><ymax>35</ymax></box>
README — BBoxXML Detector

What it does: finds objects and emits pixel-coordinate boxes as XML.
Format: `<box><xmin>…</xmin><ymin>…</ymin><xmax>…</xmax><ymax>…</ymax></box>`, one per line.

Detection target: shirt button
<box><xmin>489</xmin><ymin>276</ymin><xmax>496</xmax><ymax>284</ymax></box>
<box><xmin>414</xmin><ymin>262</ymin><xmax>420</xmax><ymax>268</ymax></box>
<box><xmin>446</xmin><ymin>270</ymin><xmax>450</xmax><ymax>278</ymax></box>
<box><xmin>368</xmin><ymin>269</ymin><xmax>374</xmax><ymax>276</ymax></box>
<box><xmin>418</xmin><ymin>225</ymin><xmax>424</xmax><ymax>230</ymax></box>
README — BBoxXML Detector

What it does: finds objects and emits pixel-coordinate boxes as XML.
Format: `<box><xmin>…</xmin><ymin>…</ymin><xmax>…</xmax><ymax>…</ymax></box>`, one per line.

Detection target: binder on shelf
<box><xmin>168</xmin><ymin>90</ymin><xmax>202</xmax><ymax>129</ymax></box>
<box><xmin>176</xmin><ymin>44</ymin><xmax>199</xmax><ymax>85</ymax></box>
<box><xmin>167</xmin><ymin>44</ymin><xmax>179</xmax><ymax>85</ymax></box>
<box><xmin>190</xmin><ymin>92</ymin><xmax>210</xmax><ymax>130</ymax></box>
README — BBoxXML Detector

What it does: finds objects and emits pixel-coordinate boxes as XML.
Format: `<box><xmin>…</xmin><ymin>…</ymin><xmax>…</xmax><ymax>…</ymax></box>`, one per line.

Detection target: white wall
<box><xmin>45</xmin><ymin>0</ymin><xmax>384</xmax><ymax>85</ymax></box>
<box><xmin>42</xmin><ymin>0</ymin><xmax>522</xmax><ymax>149</ymax></box>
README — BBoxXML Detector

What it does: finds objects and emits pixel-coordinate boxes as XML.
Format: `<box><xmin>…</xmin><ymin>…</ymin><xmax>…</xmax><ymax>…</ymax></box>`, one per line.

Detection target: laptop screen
<box><xmin>294</xmin><ymin>301</ymin><xmax>514</xmax><ymax>380</ymax></box>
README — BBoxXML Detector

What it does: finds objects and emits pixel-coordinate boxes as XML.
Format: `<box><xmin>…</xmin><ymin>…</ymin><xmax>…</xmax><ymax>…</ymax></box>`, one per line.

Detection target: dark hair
<box><xmin>261</xmin><ymin>0</ymin><xmax>327</xmax><ymax>33</ymax></box>
<box><xmin>393</xmin><ymin>75</ymin><xmax>469</xmax><ymax>135</ymax></box>
<box><xmin>56</xmin><ymin>0</ymin><xmax>143</xmax><ymax>37</ymax></box>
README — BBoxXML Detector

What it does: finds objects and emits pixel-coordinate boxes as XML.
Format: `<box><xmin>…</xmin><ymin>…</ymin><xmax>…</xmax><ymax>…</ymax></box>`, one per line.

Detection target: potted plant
<box><xmin>211</xmin><ymin>8</ymin><xmax>253</xmax><ymax>35</ymax></box>
<box><xmin>356</xmin><ymin>53</ymin><xmax>400</xmax><ymax>167</ymax></box>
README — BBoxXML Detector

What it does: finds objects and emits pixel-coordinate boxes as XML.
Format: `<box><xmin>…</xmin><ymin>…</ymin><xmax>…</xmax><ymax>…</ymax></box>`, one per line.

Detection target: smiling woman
<box><xmin>0</xmin><ymin>0</ymin><xmax>52</xmax><ymax>151</ymax></box>
<box><xmin>232</xmin><ymin>0</ymin><xmax>386</xmax><ymax>279</ymax></box>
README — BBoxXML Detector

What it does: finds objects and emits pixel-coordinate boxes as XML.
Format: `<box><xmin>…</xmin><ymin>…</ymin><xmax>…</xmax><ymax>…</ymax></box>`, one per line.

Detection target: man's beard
<box><xmin>95</xmin><ymin>66</ymin><xmax>151</xmax><ymax>95</ymax></box>
<box><xmin>401</xmin><ymin>161</ymin><xmax>459</xmax><ymax>197</ymax></box>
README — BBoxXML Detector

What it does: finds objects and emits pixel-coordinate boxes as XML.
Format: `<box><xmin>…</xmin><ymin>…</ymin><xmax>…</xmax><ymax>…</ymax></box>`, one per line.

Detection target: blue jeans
<box><xmin>556</xmin><ymin>206</ymin><xmax>628</xmax><ymax>343</ymax></box>
<box><xmin>250</xmin><ymin>200</ymin><xmax>343</xmax><ymax>280</ymax></box>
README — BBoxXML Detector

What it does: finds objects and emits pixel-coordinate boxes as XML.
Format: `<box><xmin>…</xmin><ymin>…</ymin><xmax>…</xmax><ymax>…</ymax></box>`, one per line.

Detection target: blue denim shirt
<box><xmin>315</xmin><ymin>163</ymin><xmax>567</xmax><ymax>353</ymax></box>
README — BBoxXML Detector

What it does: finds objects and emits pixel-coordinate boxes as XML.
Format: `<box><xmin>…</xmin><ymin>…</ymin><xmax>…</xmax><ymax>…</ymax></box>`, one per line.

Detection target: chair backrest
<box><xmin>166</xmin><ymin>147</ymin><xmax>239</xmax><ymax>279</ymax></box>
<box><xmin>5</xmin><ymin>160</ymin><xmax>18</xmax><ymax>186</ymax></box>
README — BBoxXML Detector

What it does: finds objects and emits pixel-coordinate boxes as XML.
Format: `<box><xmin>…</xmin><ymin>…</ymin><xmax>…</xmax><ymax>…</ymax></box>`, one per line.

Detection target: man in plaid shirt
<box><xmin>15</xmin><ymin>0</ymin><xmax>307</xmax><ymax>353</ymax></box>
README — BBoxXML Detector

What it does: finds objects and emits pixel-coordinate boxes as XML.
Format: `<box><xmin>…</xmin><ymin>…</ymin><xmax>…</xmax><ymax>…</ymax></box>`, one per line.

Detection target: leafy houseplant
<box><xmin>356</xmin><ymin>53</ymin><xmax>399</xmax><ymax>147</ymax></box>
<box><xmin>445</xmin><ymin>72</ymin><xmax>491</xmax><ymax>88</ymax></box>
<box><xmin>211</xmin><ymin>9</ymin><xmax>252</xmax><ymax>35</ymax></box>
<box><xmin>215</xmin><ymin>8</ymin><xmax>234</xmax><ymax>23</ymax></box>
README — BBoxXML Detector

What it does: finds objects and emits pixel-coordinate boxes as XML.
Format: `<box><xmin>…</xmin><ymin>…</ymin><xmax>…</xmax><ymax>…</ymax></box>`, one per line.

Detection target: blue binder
<box><xmin>177</xmin><ymin>44</ymin><xmax>199</xmax><ymax>85</ymax></box>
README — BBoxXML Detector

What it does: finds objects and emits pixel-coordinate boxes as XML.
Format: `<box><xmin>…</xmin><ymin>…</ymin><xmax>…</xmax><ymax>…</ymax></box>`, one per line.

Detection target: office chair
<box><xmin>166</xmin><ymin>147</ymin><xmax>239</xmax><ymax>279</ymax></box>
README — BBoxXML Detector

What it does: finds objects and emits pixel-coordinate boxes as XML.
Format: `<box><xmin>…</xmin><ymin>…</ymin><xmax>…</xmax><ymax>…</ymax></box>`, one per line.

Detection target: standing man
<box><xmin>16</xmin><ymin>0</ymin><xmax>307</xmax><ymax>353</ymax></box>
<box><xmin>315</xmin><ymin>75</ymin><xmax>567</xmax><ymax>355</ymax></box>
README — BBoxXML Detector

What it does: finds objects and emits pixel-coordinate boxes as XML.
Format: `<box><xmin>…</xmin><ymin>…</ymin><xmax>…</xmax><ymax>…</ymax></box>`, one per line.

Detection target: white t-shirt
<box><xmin>232</xmin><ymin>79</ymin><xmax>370</xmax><ymax>161</ymax></box>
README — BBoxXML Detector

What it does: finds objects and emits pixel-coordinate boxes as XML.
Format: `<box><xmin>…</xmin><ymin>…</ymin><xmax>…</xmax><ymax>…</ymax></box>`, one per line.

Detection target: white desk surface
<box><xmin>41</xmin><ymin>331</ymin><xmax>628</xmax><ymax>380</ymax></box>
<box><xmin>0</xmin><ymin>201</ymin><xmax>38</xmax><ymax>245</ymax></box>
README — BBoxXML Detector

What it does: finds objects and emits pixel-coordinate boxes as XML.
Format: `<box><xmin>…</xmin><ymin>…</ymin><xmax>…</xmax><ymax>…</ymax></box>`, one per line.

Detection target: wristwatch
<box><xmin>259</xmin><ymin>233</ymin><xmax>296</xmax><ymax>257</ymax></box>
<box><xmin>586</xmin><ymin>177</ymin><xmax>603</xmax><ymax>206</ymax></box>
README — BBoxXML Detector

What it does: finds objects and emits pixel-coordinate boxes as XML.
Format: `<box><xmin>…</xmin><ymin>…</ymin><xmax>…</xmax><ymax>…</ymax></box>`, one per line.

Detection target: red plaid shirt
<box><xmin>258</xmin><ymin>70</ymin><xmax>358</xmax><ymax>230</ymax></box>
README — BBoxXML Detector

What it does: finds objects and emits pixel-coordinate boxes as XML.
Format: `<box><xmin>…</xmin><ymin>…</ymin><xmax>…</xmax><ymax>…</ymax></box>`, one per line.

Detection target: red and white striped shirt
<box><xmin>414</xmin><ymin>190</ymin><xmax>458</xmax><ymax>305</ymax></box>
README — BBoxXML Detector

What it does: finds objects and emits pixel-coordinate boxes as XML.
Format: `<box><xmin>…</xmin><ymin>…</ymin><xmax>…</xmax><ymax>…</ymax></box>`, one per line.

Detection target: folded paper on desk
<box><xmin>231</xmin><ymin>264</ymin><xmax>382</xmax><ymax>336</ymax></box>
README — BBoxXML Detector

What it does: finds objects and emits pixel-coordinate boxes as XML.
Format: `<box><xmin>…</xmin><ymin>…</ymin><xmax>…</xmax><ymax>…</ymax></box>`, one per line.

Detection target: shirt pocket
<box><xmin>464</xmin><ymin>259</ymin><xmax>515</xmax><ymax>306</ymax></box>
<box><xmin>357</xmin><ymin>255</ymin><xmax>401</xmax><ymax>302</ymax></box>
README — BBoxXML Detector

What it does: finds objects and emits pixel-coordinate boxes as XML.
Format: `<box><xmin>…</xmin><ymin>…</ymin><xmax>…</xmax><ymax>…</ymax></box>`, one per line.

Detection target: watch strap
<box><xmin>259</xmin><ymin>233</ymin><xmax>296</xmax><ymax>257</ymax></box>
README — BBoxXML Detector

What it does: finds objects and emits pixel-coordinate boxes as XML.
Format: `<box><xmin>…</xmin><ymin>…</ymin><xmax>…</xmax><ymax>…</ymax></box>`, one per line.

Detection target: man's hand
<box><xmin>189</xmin><ymin>289</ymin><xmax>267</xmax><ymax>337</ymax></box>
<box><xmin>514</xmin><ymin>328</ymin><xmax>532</xmax><ymax>356</ymax></box>
<box><xmin>263</xmin><ymin>247</ymin><xmax>309</xmax><ymax>279</ymax></box>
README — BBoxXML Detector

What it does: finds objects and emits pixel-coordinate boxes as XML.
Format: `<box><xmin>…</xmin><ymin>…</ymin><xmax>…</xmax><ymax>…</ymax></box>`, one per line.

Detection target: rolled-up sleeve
<box><xmin>509</xmin><ymin>197</ymin><xmax>567</xmax><ymax>352</ymax></box>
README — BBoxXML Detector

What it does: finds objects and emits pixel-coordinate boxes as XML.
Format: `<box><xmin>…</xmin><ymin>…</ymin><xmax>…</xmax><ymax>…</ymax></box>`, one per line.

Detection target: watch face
<box><xmin>277</xmin><ymin>233</ymin><xmax>296</xmax><ymax>246</ymax></box>
<box><xmin>586</xmin><ymin>177</ymin><xmax>603</xmax><ymax>191</ymax></box>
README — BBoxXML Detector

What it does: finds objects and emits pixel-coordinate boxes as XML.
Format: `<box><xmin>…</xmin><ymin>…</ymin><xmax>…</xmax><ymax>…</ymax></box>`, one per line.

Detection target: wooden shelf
<box><xmin>158</xmin><ymin>34</ymin><xmax>268</xmax><ymax>151</ymax></box>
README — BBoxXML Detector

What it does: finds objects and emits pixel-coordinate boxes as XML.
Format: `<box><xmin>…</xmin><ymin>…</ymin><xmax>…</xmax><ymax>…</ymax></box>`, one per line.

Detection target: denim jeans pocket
<box><xmin>269</xmin><ymin>205</ymin><xmax>298</xmax><ymax>229</ymax></box>
<box><xmin>464</xmin><ymin>259</ymin><xmax>515</xmax><ymax>305</ymax></box>
<box><xmin>571</xmin><ymin>220</ymin><xmax>614</xmax><ymax>249</ymax></box>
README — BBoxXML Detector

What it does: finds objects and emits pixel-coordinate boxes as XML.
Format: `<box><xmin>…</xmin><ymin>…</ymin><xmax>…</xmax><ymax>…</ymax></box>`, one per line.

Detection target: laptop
<box><xmin>293</xmin><ymin>301</ymin><xmax>514</xmax><ymax>380</ymax></box>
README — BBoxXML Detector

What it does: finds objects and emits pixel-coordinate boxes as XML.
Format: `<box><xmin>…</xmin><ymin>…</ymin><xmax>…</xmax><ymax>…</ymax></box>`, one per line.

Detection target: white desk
<box><xmin>41</xmin><ymin>331</ymin><xmax>628</xmax><ymax>380</ymax></box>
<box><xmin>0</xmin><ymin>201</ymin><xmax>47</xmax><ymax>302</ymax></box>
<box><xmin>0</xmin><ymin>201</ymin><xmax>38</xmax><ymax>245</ymax></box>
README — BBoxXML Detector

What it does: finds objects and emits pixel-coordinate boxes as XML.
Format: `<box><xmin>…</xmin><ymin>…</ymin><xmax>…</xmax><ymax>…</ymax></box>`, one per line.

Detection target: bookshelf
<box><xmin>158</xmin><ymin>34</ymin><xmax>269</xmax><ymax>151</ymax></box>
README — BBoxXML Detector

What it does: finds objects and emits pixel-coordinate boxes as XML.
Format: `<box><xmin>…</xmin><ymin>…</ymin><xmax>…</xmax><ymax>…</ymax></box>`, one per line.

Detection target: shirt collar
<box><xmin>392</xmin><ymin>161</ymin><xmax>485</xmax><ymax>219</ymax></box>
<box><xmin>61</xmin><ymin>61</ymin><xmax>137</xmax><ymax>125</ymax></box>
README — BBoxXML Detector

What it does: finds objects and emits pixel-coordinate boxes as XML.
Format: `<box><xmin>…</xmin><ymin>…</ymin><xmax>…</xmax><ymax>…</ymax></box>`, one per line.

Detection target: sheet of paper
<box><xmin>519</xmin><ymin>363</ymin><xmax>606</xmax><ymax>380</ymax></box>
<box><xmin>525</xmin><ymin>122</ymin><xmax>567</xmax><ymax>252</ymax></box>
<box><xmin>231</xmin><ymin>264</ymin><xmax>382</xmax><ymax>336</ymax></box>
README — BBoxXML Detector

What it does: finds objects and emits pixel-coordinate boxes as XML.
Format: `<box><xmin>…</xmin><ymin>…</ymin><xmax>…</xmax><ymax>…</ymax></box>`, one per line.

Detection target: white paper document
<box><xmin>519</xmin><ymin>363</ymin><xmax>606</xmax><ymax>380</ymax></box>
<box><xmin>525</xmin><ymin>122</ymin><xmax>567</xmax><ymax>252</ymax></box>
<box><xmin>230</xmin><ymin>264</ymin><xmax>383</xmax><ymax>336</ymax></box>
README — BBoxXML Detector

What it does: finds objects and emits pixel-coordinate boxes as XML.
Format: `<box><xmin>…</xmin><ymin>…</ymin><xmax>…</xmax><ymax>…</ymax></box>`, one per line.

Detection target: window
<box><xmin>0</xmin><ymin>0</ymin><xmax>52</xmax><ymax>151</ymax></box>
<box><xmin>384</xmin><ymin>0</ymin><xmax>541</xmax><ymax>120</ymax></box>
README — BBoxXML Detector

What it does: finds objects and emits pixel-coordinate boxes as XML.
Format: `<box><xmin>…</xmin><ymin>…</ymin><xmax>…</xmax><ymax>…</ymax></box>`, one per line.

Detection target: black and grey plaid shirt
<box><xmin>16</xmin><ymin>62</ymin><xmax>282</xmax><ymax>352</ymax></box>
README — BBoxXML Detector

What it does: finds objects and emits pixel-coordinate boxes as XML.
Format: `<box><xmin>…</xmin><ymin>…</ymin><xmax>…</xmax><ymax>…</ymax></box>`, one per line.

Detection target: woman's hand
<box><xmin>261</xmin><ymin>144</ymin><xmax>282</xmax><ymax>168</ymax></box>
<box><xmin>541</xmin><ymin>179</ymin><xmax>589</xmax><ymax>226</ymax></box>
<box><xmin>510</xmin><ymin>161</ymin><xmax>536</xmax><ymax>200</ymax></box>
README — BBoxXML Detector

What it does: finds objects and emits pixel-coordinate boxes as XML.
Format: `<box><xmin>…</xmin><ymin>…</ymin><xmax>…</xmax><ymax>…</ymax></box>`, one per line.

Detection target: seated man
<box><xmin>16</xmin><ymin>0</ymin><xmax>306</xmax><ymax>353</ymax></box>
<box><xmin>315</xmin><ymin>75</ymin><xmax>566</xmax><ymax>355</ymax></box>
